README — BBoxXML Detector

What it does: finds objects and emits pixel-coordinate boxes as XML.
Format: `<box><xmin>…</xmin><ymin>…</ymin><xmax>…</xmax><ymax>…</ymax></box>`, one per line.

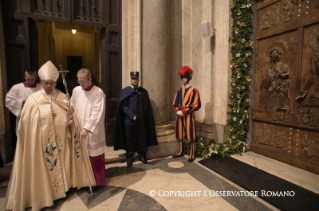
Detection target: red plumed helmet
<box><xmin>179</xmin><ymin>66</ymin><xmax>193</xmax><ymax>81</ymax></box>
<box><xmin>179</xmin><ymin>66</ymin><xmax>193</xmax><ymax>76</ymax></box>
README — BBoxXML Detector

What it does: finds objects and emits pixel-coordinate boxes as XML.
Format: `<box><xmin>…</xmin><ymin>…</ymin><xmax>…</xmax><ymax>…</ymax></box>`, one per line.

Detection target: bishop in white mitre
<box><xmin>4</xmin><ymin>61</ymin><xmax>96</xmax><ymax>211</ymax></box>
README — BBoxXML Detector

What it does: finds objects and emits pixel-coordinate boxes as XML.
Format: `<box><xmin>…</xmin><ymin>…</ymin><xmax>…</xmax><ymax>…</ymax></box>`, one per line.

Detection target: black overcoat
<box><xmin>113</xmin><ymin>86</ymin><xmax>158</xmax><ymax>152</ymax></box>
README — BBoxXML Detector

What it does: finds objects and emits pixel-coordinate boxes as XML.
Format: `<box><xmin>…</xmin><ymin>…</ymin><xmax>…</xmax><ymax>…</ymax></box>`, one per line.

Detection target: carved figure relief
<box><xmin>261</xmin><ymin>10</ymin><xmax>276</xmax><ymax>30</ymax></box>
<box><xmin>301</xmin><ymin>134</ymin><xmax>319</xmax><ymax>158</ymax></box>
<box><xmin>296</xmin><ymin>26</ymin><xmax>319</xmax><ymax>102</ymax></box>
<box><xmin>273</xmin><ymin>107</ymin><xmax>290</xmax><ymax>122</ymax></box>
<box><xmin>296</xmin><ymin>109</ymin><xmax>319</xmax><ymax>127</ymax></box>
<box><xmin>259</xmin><ymin>41</ymin><xmax>290</xmax><ymax>111</ymax></box>
<box><xmin>254</xmin><ymin>129</ymin><xmax>263</xmax><ymax>143</ymax></box>
<box><xmin>259</xmin><ymin>129</ymin><xmax>287</xmax><ymax>148</ymax></box>
<box><xmin>280</xmin><ymin>0</ymin><xmax>294</xmax><ymax>23</ymax></box>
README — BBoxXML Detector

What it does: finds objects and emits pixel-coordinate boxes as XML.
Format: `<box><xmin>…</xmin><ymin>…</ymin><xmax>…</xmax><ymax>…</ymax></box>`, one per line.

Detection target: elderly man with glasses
<box><xmin>70</xmin><ymin>68</ymin><xmax>106</xmax><ymax>186</ymax></box>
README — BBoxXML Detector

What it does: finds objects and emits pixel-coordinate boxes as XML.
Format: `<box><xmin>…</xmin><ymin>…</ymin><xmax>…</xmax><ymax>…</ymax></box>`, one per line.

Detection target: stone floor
<box><xmin>0</xmin><ymin>151</ymin><xmax>318</xmax><ymax>211</ymax></box>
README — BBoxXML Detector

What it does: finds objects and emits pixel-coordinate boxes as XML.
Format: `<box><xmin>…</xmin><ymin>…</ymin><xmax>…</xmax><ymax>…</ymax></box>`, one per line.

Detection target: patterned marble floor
<box><xmin>1</xmin><ymin>152</ymin><xmax>318</xmax><ymax>211</ymax></box>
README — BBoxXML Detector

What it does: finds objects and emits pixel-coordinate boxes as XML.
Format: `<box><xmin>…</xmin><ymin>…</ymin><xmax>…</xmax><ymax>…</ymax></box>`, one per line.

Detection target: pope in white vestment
<box><xmin>5</xmin><ymin>70</ymin><xmax>41</xmax><ymax>133</ymax></box>
<box><xmin>4</xmin><ymin>61</ymin><xmax>96</xmax><ymax>211</ymax></box>
<box><xmin>70</xmin><ymin>68</ymin><xmax>106</xmax><ymax>186</ymax></box>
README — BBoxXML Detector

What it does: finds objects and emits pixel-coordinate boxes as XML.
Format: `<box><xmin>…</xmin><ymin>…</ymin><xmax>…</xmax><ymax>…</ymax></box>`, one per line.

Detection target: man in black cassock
<box><xmin>113</xmin><ymin>71</ymin><xmax>158</xmax><ymax>167</ymax></box>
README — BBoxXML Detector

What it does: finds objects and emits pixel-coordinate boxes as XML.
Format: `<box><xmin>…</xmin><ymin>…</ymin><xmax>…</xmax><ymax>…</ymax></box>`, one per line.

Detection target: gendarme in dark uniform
<box><xmin>113</xmin><ymin>71</ymin><xmax>158</xmax><ymax>167</ymax></box>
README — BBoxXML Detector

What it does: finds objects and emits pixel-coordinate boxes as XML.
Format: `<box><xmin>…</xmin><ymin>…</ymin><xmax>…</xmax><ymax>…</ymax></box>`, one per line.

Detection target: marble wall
<box><xmin>212</xmin><ymin>0</ymin><xmax>231</xmax><ymax>126</ymax></box>
<box><xmin>179</xmin><ymin>0</ymin><xmax>215</xmax><ymax>123</ymax></box>
<box><xmin>211</xmin><ymin>0</ymin><xmax>232</xmax><ymax>142</ymax></box>
<box><xmin>122</xmin><ymin>0</ymin><xmax>232</xmax><ymax>143</ymax></box>
<box><xmin>122</xmin><ymin>0</ymin><xmax>142</xmax><ymax>87</ymax></box>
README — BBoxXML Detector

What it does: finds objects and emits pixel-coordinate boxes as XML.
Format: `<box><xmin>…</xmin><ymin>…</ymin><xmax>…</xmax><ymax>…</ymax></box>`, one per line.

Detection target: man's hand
<box><xmin>22</xmin><ymin>99</ymin><xmax>27</xmax><ymax>107</ymax></box>
<box><xmin>133</xmin><ymin>116</ymin><xmax>136</xmax><ymax>120</ymax></box>
<box><xmin>67</xmin><ymin>105</ymin><xmax>75</xmax><ymax>115</ymax></box>
<box><xmin>176</xmin><ymin>111</ymin><xmax>183</xmax><ymax>116</ymax></box>
<box><xmin>80</xmin><ymin>128</ymin><xmax>88</xmax><ymax>140</ymax></box>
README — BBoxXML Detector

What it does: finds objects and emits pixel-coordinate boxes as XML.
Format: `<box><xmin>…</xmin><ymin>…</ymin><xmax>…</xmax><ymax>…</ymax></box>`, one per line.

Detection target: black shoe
<box><xmin>139</xmin><ymin>157</ymin><xmax>148</xmax><ymax>164</ymax></box>
<box><xmin>127</xmin><ymin>159</ymin><xmax>133</xmax><ymax>167</ymax></box>
<box><xmin>187</xmin><ymin>158</ymin><xmax>195</xmax><ymax>163</ymax></box>
<box><xmin>172</xmin><ymin>153</ymin><xmax>184</xmax><ymax>158</ymax></box>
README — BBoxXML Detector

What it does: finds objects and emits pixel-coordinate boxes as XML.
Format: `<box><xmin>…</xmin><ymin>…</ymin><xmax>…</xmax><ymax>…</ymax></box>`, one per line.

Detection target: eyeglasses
<box><xmin>77</xmin><ymin>80</ymin><xmax>88</xmax><ymax>84</ymax></box>
<box><xmin>42</xmin><ymin>81</ymin><xmax>55</xmax><ymax>86</ymax></box>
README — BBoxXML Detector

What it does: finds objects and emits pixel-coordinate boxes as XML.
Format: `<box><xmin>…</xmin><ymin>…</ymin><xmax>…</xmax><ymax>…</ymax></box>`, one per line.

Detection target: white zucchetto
<box><xmin>38</xmin><ymin>60</ymin><xmax>59</xmax><ymax>82</ymax></box>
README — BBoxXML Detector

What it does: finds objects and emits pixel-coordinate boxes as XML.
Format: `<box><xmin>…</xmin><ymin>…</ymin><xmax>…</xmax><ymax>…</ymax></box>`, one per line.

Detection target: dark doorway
<box><xmin>66</xmin><ymin>56</ymin><xmax>82</xmax><ymax>95</ymax></box>
<box><xmin>67</xmin><ymin>56</ymin><xmax>82</xmax><ymax>75</ymax></box>
<box><xmin>0</xmin><ymin>12</ymin><xmax>39</xmax><ymax>162</ymax></box>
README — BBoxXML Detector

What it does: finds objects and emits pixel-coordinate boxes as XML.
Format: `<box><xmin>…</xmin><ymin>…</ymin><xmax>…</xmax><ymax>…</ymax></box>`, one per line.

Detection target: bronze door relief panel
<box><xmin>258</xmin><ymin>40</ymin><xmax>290</xmax><ymax>112</ymax></box>
<box><xmin>253</xmin><ymin>0</ymin><xmax>319</xmax><ymax>174</ymax></box>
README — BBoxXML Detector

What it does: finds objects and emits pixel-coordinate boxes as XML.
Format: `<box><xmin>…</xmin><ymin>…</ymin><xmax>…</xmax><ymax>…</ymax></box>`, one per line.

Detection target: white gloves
<box><xmin>176</xmin><ymin>111</ymin><xmax>183</xmax><ymax>116</ymax></box>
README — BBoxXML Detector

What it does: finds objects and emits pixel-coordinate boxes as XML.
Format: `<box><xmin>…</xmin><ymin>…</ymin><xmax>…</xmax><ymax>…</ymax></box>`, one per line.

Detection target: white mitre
<box><xmin>38</xmin><ymin>60</ymin><xmax>59</xmax><ymax>82</ymax></box>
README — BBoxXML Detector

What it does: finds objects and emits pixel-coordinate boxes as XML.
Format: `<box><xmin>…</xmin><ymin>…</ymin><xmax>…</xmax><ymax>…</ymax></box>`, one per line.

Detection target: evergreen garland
<box><xmin>226</xmin><ymin>0</ymin><xmax>253</xmax><ymax>146</ymax></box>
<box><xmin>184</xmin><ymin>138</ymin><xmax>246</xmax><ymax>158</ymax></box>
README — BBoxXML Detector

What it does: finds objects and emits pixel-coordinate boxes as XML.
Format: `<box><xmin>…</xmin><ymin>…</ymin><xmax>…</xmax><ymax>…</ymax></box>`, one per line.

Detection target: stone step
<box><xmin>104</xmin><ymin>147</ymin><xmax>127</xmax><ymax>164</ymax></box>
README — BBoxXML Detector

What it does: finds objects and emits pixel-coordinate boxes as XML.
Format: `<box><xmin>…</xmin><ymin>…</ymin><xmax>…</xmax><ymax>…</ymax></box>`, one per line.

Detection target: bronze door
<box><xmin>1</xmin><ymin>0</ymin><xmax>39</xmax><ymax>160</ymax></box>
<box><xmin>101</xmin><ymin>0</ymin><xmax>122</xmax><ymax>146</ymax></box>
<box><xmin>252</xmin><ymin>0</ymin><xmax>319</xmax><ymax>174</ymax></box>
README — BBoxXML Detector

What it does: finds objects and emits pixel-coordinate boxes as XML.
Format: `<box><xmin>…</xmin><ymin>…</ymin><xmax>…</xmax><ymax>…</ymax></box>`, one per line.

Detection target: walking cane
<box><xmin>59</xmin><ymin>65</ymin><xmax>93</xmax><ymax>194</ymax></box>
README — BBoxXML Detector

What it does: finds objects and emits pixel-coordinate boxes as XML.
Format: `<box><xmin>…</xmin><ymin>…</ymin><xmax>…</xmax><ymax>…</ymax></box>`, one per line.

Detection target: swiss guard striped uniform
<box><xmin>173</xmin><ymin>84</ymin><xmax>201</xmax><ymax>162</ymax></box>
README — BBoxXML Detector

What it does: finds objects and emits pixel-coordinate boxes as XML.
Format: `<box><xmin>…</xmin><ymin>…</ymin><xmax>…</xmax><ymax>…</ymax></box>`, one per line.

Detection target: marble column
<box><xmin>122</xmin><ymin>0</ymin><xmax>142</xmax><ymax>85</ymax></box>
<box><xmin>142</xmin><ymin>0</ymin><xmax>170</xmax><ymax>126</ymax></box>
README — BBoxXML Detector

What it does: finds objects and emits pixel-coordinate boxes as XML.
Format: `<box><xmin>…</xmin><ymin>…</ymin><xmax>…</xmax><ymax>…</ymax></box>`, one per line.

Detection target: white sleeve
<box><xmin>84</xmin><ymin>91</ymin><xmax>105</xmax><ymax>134</ymax></box>
<box><xmin>70</xmin><ymin>88</ymin><xmax>76</xmax><ymax>108</ymax></box>
<box><xmin>5</xmin><ymin>85</ymin><xmax>24</xmax><ymax>117</ymax></box>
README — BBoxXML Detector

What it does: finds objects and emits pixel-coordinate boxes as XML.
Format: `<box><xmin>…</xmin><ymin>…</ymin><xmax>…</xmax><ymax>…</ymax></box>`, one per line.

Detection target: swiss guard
<box><xmin>172</xmin><ymin>66</ymin><xmax>201</xmax><ymax>162</ymax></box>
